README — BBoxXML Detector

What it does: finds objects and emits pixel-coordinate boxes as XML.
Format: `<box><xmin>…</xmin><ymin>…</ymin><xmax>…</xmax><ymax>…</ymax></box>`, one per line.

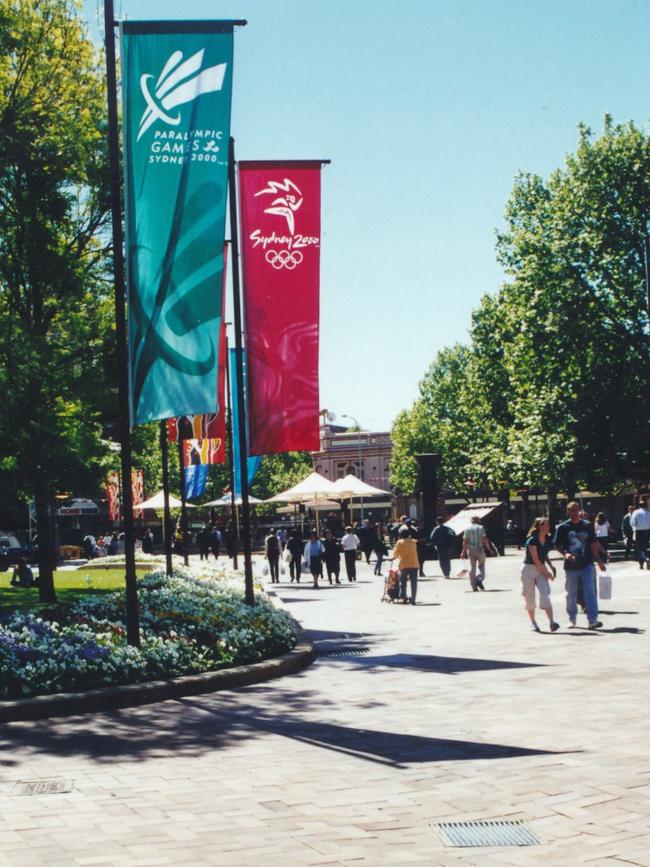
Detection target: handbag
<box><xmin>598</xmin><ymin>572</ymin><xmax>612</xmax><ymax>600</ymax></box>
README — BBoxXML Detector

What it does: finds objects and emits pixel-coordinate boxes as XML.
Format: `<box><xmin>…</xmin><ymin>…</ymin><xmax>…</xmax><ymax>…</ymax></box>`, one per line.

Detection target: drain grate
<box><xmin>12</xmin><ymin>779</ymin><xmax>73</xmax><ymax>796</ymax></box>
<box><xmin>437</xmin><ymin>820</ymin><xmax>539</xmax><ymax>847</ymax></box>
<box><xmin>317</xmin><ymin>646</ymin><xmax>371</xmax><ymax>657</ymax></box>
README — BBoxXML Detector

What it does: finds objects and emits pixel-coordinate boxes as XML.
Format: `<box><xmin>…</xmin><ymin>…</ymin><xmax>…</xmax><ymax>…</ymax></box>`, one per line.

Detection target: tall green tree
<box><xmin>496</xmin><ymin>118</ymin><xmax>650</xmax><ymax>494</ymax></box>
<box><xmin>0</xmin><ymin>0</ymin><xmax>110</xmax><ymax>600</ymax></box>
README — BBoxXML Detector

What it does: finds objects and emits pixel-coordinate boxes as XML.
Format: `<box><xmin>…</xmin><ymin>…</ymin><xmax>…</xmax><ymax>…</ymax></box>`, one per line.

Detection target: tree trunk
<box><xmin>34</xmin><ymin>472</ymin><xmax>56</xmax><ymax>603</ymax></box>
<box><xmin>547</xmin><ymin>488</ymin><xmax>558</xmax><ymax>524</ymax></box>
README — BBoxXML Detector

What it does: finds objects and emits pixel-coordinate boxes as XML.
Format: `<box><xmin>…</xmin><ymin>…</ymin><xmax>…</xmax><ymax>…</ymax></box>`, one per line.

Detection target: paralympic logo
<box><xmin>137</xmin><ymin>49</ymin><xmax>228</xmax><ymax>141</ymax></box>
<box><xmin>265</xmin><ymin>250</ymin><xmax>303</xmax><ymax>270</ymax></box>
<box><xmin>254</xmin><ymin>179</ymin><xmax>303</xmax><ymax>235</ymax></box>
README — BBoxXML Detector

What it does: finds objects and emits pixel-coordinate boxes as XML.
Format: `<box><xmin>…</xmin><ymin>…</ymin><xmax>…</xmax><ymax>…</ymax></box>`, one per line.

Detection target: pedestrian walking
<box><xmin>323</xmin><ymin>529</ymin><xmax>341</xmax><ymax>584</ymax></box>
<box><xmin>264</xmin><ymin>528</ymin><xmax>281</xmax><ymax>583</ymax></box>
<box><xmin>460</xmin><ymin>516</ymin><xmax>494</xmax><ymax>591</ymax></box>
<box><xmin>141</xmin><ymin>528</ymin><xmax>155</xmax><ymax>555</ymax></box>
<box><xmin>209</xmin><ymin>525</ymin><xmax>222</xmax><ymax>560</ymax></box>
<box><xmin>108</xmin><ymin>532</ymin><xmax>119</xmax><ymax>556</ymax></box>
<box><xmin>621</xmin><ymin>505</ymin><xmax>635</xmax><ymax>560</ymax></box>
<box><xmin>304</xmin><ymin>531</ymin><xmax>325</xmax><ymax>588</ymax></box>
<box><xmin>553</xmin><ymin>501</ymin><xmax>605</xmax><ymax>629</ymax></box>
<box><xmin>286</xmin><ymin>529</ymin><xmax>303</xmax><ymax>583</ymax></box>
<box><xmin>631</xmin><ymin>498</ymin><xmax>650</xmax><ymax>569</ymax></box>
<box><xmin>392</xmin><ymin>527</ymin><xmax>419</xmax><ymax>604</ymax></box>
<box><xmin>521</xmin><ymin>517</ymin><xmax>559</xmax><ymax>632</ymax></box>
<box><xmin>358</xmin><ymin>518</ymin><xmax>374</xmax><ymax>565</ymax></box>
<box><xmin>430</xmin><ymin>516</ymin><xmax>456</xmax><ymax>578</ymax></box>
<box><xmin>594</xmin><ymin>512</ymin><xmax>610</xmax><ymax>563</ymax></box>
<box><xmin>341</xmin><ymin>525</ymin><xmax>360</xmax><ymax>582</ymax></box>
<box><xmin>373</xmin><ymin>522</ymin><xmax>388</xmax><ymax>575</ymax></box>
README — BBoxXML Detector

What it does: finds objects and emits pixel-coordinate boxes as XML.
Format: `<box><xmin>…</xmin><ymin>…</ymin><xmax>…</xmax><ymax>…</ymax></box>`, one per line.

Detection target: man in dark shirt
<box><xmin>553</xmin><ymin>501</ymin><xmax>605</xmax><ymax>629</ymax></box>
<box><xmin>430</xmin><ymin>516</ymin><xmax>456</xmax><ymax>578</ymax></box>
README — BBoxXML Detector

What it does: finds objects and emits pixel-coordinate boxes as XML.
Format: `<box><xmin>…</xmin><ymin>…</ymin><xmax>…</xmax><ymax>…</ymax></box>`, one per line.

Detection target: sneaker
<box><xmin>531</xmin><ymin>622</ymin><xmax>541</xmax><ymax>632</ymax></box>
<box><xmin>477</xmin><ymin>580</ymin><xmax>485</xmax><ymax>591</ymax></box>
<box><xmin>568</xmin><ymin>621</ymin><xmax>577</xmax><ymax>628</ymax></box>
<box><xmin>550</xmin><ymin>621</ymin><xmax>560</xmax><ymax>632</ymax></box>
<box><xmin>588</xmin><ymin>621</ymin><xmax>603</xmax><ymax>630</ymax></box>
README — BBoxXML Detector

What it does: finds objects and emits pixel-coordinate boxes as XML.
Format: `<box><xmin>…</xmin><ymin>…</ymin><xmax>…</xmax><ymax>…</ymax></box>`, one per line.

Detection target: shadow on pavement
<box><xmin>0</xmin><ymin>682</ymin><xmax>569</xmax><ymax>770</ymax></box>
<box><xmin>316</xmin><ymin>653</ymin><xmax>546</xmax><ymax>675</ymax></box>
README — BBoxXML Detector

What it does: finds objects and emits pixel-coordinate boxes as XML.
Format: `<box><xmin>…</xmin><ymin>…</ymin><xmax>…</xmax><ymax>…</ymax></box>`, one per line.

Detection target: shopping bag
<box><xmin>598</xmin><ymin>572</ymin><xmax>612</xmax><ymax>600</ymax></box>
<box><xmin>262</xmin><ymin>563</ymin><xmax>269</xmax><ymax>577</ymax></box>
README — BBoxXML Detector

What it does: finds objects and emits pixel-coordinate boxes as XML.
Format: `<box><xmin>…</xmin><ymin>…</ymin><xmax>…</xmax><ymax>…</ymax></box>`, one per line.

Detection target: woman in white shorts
<box><xmin>521</xmin><ymin>517</ymin><xmax>559</xmax><ymax>633</ymax></box>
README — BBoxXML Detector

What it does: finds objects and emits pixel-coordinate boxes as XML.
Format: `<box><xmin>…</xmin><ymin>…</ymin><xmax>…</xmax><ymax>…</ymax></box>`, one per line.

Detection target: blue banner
<box><xmin>229</xmin><ymin>348</ymin><xmax>261</xmax><ymax>494</ymax></box>
<box><xmin>184</xmin><ymin>464</ymin><xmax>208</xmax><ymax>499</ymax></box>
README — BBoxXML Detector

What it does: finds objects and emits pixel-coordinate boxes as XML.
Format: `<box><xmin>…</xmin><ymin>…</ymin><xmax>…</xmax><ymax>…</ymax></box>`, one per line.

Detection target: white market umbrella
<box><xmin>136</xmin><ymin>491</ymin><xmax>197</xmax><ymax>510</ymax></box>
<box><xmin>332</xmin><ymin>474</ymin><xmax>393</xmax><ymax>499</ymax></box>
<box><xmin>203</xmin><ymin>494</ymin><xmax>263</xmax><ymax>507</ymax></box>
<box><xmin>266</xmin><ymin>471</ymin><xmax>342</xmax><ymax>533</ymax></box>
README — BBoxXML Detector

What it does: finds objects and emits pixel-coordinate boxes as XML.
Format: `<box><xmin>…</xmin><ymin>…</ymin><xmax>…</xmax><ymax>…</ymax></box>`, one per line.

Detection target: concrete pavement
<box><xmin>1</xmin><ymin>551</ymin><xmax>649</xmax><ymax>866</ymax></box>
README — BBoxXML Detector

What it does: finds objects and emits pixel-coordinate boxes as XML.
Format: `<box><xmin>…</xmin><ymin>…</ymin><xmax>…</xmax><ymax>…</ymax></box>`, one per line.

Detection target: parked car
<box><xmin>0</xmin><ymin>534</ymin><xmax>26</xmax><ymax>572</ymax></box>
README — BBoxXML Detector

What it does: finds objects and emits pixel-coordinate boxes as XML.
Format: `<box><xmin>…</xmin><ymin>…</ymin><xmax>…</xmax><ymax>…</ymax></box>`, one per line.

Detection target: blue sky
<box><xmin>84</xmin><ymin>0</ymin><xmax>650</xmax><ymax>431</ymax></box>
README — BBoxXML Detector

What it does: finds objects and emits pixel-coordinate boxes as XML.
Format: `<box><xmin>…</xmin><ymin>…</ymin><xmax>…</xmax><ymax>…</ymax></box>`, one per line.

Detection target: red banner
<box><xmin>182</xmin><ymin>438</ymin><xmax>224</xmax><ymax>467</ymax></box>
<box><xmin>239</xmin><ymin>161</ymin><xmax>323</xmax><ymax>455</ymax></box>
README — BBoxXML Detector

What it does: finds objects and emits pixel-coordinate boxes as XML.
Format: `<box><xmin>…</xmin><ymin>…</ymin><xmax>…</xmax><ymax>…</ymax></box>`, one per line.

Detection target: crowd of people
<box><xmin>258</xmin><ymin>499</ymin><xmax>650</xmax><ymax>630</ymax></box>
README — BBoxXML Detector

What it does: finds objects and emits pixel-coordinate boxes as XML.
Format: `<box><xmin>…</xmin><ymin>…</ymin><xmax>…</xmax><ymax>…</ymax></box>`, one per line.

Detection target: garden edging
<box><xmin>0</xmin><ymin>591</ymin><xmax>315</xmax><ymax>723</ymax></box>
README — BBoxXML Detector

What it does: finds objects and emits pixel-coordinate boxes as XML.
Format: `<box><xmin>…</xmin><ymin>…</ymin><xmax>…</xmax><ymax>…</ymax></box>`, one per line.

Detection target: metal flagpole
<box><xmin>178</xmin><ymin>439</ymin><xmax>190</xmax><ymax>566</ymax></box>
<box><xmin>228</xmin><ymin>137</ymin><xmax>254</xmax><ymax>605</ymax></box>
<box><xmin>104</xmin><ymin>0</ymin><xmax>139</xmax><ymax>647</ymax></box>
<box><xmin>159</xmin><ymin>421</ymin><xmax>173</xmax><ymax>576</ymax></box>
<box><xmin>224</xmin><ymin>332</ymin><xmax>239</xmax><ymax>569</ymax></box>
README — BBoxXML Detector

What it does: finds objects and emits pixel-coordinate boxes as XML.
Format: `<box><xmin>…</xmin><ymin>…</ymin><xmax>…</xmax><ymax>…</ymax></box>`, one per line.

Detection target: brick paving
<box><xmin>1</xmin><ymin>551</ymin><xmax>649</xmax><ymax>865</ymax></box>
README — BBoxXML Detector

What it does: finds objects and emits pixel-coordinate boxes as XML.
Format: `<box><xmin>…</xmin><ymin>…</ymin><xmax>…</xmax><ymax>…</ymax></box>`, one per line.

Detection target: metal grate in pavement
<box><xmin>317</xmin><ymin>646</ymin><xmax>371</xmax><ymax>657</ymax></box>
<box><xmin>12</xmin><ymin>779</ymin><xmax>73</xmax><ymax>796</ymax></box>
<box><xmin>437</xmin><ymin>820</ymin><xmax>540</xmax><ymax>847</ymax></box>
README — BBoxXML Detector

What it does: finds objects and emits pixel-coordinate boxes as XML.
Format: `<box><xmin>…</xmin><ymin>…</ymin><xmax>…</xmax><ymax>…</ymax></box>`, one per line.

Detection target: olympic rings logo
<box><xmin>265</xmin><ymin>249</ymin><xmax>304</xmax><ymax>270</ymax></box>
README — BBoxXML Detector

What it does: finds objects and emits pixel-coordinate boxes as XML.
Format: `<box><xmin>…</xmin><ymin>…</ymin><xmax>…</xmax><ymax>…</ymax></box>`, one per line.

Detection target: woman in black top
<box><xmin>323</xmin><ymin>529</ymin><xmax>341</xmax><ymax>584</ymax></box>
<box><xmin>521</xmin><ymin>517</ymin><xmax>559</xmax><ymax>633</ymax></box>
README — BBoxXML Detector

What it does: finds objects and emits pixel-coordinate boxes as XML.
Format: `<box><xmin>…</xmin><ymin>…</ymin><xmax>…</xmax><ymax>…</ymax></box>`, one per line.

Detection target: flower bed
<box><xmin>0</xmin><ymin>566</ymin><xmax>296</xmax><ymax>699</ymax></box>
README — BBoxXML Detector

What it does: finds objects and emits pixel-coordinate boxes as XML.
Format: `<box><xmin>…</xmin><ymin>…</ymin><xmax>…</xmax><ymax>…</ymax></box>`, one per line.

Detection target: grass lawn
<box><xmin>0</xmin><ymin>568</ymin><xmax>152</xmax><ymax>614</ymax></box>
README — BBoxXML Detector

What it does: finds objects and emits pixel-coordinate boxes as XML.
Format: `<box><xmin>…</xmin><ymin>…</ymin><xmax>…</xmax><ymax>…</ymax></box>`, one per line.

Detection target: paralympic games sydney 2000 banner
<box><xmin>121</xmin><ymin>21</ymin><xmax>233</xmax><ymax>425</ymax></box>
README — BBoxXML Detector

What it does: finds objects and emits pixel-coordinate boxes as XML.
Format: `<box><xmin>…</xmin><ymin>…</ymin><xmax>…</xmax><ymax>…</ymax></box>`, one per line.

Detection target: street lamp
<box><xmin>342</xmin><ymin>413</ymin><xmax>364</xmax><ymax>520</ymax></box>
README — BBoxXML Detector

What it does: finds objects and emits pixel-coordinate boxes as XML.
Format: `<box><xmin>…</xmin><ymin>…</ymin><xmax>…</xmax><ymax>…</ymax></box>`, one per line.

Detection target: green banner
<box><xmin>121</xmin><ymin>21</ymin><xmax>234</xmax><ymax>425</ymax></box>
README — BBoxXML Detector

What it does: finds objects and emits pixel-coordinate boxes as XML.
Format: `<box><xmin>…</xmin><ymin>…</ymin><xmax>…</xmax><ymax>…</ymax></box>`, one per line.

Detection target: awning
<box><xmin>445</xmin><ymin>502</ymin><xmax>503</xmax><ymax>535</ymax></box>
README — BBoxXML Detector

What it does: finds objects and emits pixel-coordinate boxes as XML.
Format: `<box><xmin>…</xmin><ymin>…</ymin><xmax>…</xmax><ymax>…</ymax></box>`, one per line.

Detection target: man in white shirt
<box><xmin>340</xmin><ymin>525</ymin><xmax>360</xmax><ymax>582</ymax></box>
<box><xmin>631</xmin><ymin>498</ymin><xmax>650</xmax><ymax>569</ymax></box>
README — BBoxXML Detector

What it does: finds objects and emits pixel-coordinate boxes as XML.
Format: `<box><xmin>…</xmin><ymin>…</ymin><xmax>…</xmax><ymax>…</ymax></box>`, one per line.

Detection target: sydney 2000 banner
<box><xmin>239</xmin><ymin>161</ymin><xmax>324</xmax><ymax>455</ymax></box>
<box><xmin>121</xmin><ymin>21</ymin><xmax>234</xmax><ymax>425</ymax></box>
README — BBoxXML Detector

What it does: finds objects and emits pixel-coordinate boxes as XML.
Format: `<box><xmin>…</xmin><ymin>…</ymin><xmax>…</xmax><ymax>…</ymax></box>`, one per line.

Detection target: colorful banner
<box><xmin>238</xmin><ymin>161</ymin><xmax>323</xmax><ymax>455</ymax></box>
<box><xmin>132</xmin><ymin>469</ymin><xmax>145</xmax><ymax>518</ymax></box>
<box><xmin>105</xmin><ymin>470</ymin><xmax>145</xmax><ymax>521</ymax></box>
<box><xmin>229</xmin><ymin>348</ymin><xmax>261</xmax><ymax>494</ymax></box>
<box><xmin>121</xmin><ymin>22</ymin><xmax>234</xmax><ymax>424</ymax></box>
<box><xmin>184</xmin><ymin>465</ymin><xmax>208</xmax><ymax>499</ymax></box>
<box><xmin>182</xmin><ymin>439</ymin><xmax>223</xmax><ymax>465</ymax></box>
<box><xmin>106</xmin><ymin>472</ymin><xmax>121</xmax><ymax>522</ymax></box>
<box><xmin>166</xmin><ymin>324</ymin><xmax>226</xmax><ymax>450</ymax></box>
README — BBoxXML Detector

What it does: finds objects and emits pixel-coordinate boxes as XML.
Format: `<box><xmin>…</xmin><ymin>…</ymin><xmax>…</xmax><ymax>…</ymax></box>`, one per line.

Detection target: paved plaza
<box><xmin>1</xmin><ymin>551</ymin><xmax>649</xmax><ymax>866</ymax></box>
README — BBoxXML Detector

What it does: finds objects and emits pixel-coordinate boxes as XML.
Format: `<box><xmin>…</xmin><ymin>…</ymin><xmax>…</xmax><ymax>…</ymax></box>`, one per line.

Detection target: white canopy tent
<box><xmin>445</xmin><ymin>502</ymin><xmax>502</xmax><ymax>535</ymax></box>
<box><xmin>332</xmin><ymin>474</ymin><xmax>393</xmax><ymax>499</ymax></box>
<box><xmin>203</xmin><ymin>494</ymin><xmax>263</xmax><ymax>507</ymax></box>
<box><xmin>266</xmin><ymin>471</ymin><xmax>342</xmax><ymax>532</ymax></box>
<box><xmin>136</xmin><ymin>491</ymin><xmax>197</xmax><ymax>510</ymax></box>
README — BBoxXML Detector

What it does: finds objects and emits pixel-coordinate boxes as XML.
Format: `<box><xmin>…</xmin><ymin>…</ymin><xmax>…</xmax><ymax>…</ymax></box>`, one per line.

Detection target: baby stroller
<box><xmin>382</xmin><ymin>567</ymin><xmax>401</xmax><ymax>603</ymax></box>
